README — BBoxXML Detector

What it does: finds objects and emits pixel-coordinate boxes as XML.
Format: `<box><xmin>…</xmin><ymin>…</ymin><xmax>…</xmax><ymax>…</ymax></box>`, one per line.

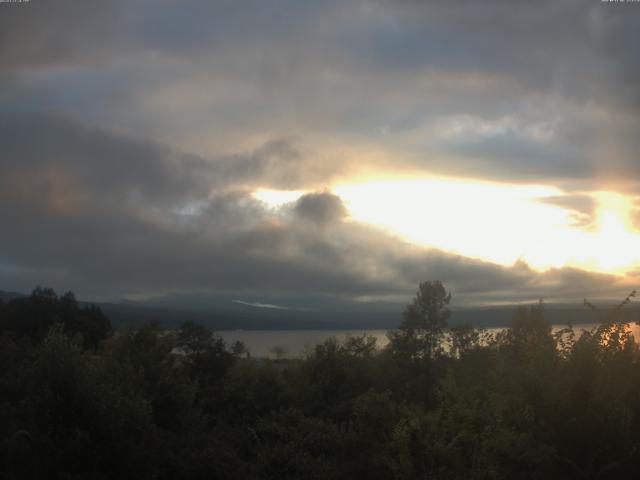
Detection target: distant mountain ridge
<box><xmin>0</xmin><ymin>290</ymin><xmax>25</xmax><ymax>302</ymax></box>
<box><xmin>1</xmin><ymin>289</ymin><xmax>638</xmax><ymax>330</ymax></box>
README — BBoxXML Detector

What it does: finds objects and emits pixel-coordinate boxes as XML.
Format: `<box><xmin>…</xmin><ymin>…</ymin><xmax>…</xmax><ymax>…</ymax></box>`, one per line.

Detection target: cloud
<box><xmin>232</xmin><ymin>300</ymin><xmax>290</xmax><ymax>310</ymax></box>
<box><xmin>539</xmin><ymin>194</ymin><xmax>597</xmax><ymax>229</ymax></box>
<box><xmin>293</xmin><ymin>192</ymin><xmax>347</xmax><ymax>224</ymax></box>
<box><xmin>1</xmin><ymin>1</ymin><xmax>638</xmax><ymax>309</ymax></box>
<box><xmin>2</xmin><ymin>0</ymin><xmax>639</xmax><ymax>193</ymax></box>
<box><xmin>0</xmin><ymin>112</ymin><xmax>337</xmax><ymax>211</ymax></box>
<box><xmin>0</xmin><ymin>112</ymin><xmax>631</xmax><ymax>307</ymax></box>
<box><xmin>0</xmin><ymin>112</ymin><xmax>387</xmax><ymax>299</ymax></box>
<box><xmin>0</xmin><ymin>0</ymin><xmax>116</xmax><ymax>71</ymax></box>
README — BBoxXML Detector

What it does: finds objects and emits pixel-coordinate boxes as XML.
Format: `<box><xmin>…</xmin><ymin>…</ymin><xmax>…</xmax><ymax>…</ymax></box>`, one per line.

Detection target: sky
<box><xmin>1</xmin><ymin>0</ymin><xmax>640</xmax><ymax>309</ymax></box>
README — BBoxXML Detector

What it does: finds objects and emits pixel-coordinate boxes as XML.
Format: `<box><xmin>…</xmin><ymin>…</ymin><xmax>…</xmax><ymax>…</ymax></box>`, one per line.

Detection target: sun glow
<box><xmin>583</xmin><ymin>193</ymin><xmax>640</xmax><ymax>273</ymax></box>
<box><xmin>253</xmin><ymin>189</ymin><xmax>305</xmax><ymax>207</ymax></box>
<box><xmin>255</xmin><ymin>178</ymin><xmax>640</xmax><ymax>276</ymax></box>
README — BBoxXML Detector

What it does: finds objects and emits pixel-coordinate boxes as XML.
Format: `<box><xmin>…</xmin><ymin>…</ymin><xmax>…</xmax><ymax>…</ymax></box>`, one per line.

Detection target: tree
<box><xmin>231</xmin><ymin>340</ymin><xmax>249</xmax><ymax>358</ymax></box>
<box><xmin>271</xmin><ymin>345</ymin><xmax>287</xmax><ymax>361</ymax></box>
<box><xmin>0</xmin><ymin>287</ymin><xmax>111</xmax><ymax>349</ymax></box>
<box><xmin>178</xmin><ymin>320</ymin><xmax>214</xmax><ymax>354</ymax></box>
<box><xmin>448</xmin><ymin>323</ymin><xmax>481</xmax><ymax>359</ymax></box>
<box><xmin>509</xmin><ymin>299</ymin><xmax>552</xmax><ymax>347</ymax></box>
<box><xmin>388</xmin><ymin>281</ymin><xmax>451</xmax><ymax>360</ymax></box>
<box><xmin>60</xmin><ymin>292</ymin><xmax>112</xmax><ymax>349</ymax></box>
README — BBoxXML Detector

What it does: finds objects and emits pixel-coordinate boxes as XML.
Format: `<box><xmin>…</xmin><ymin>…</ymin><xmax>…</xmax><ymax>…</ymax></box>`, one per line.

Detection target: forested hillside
<box><xmin>1</xmin><ymin>283</ymin><xmax>640</xmax><ymax>479</ymax></box>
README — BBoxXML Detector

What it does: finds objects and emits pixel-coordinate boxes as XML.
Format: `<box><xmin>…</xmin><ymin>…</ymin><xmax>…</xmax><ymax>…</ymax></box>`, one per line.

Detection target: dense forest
<box><xmin>1</xmin><ymin>283</ymin><xmax>640</xmax><ymax>479</ymax></box>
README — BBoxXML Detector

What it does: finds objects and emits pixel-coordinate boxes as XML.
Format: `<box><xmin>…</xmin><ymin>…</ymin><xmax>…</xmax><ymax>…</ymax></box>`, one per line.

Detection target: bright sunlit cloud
<box><xmin>255</xmin><ymin>178</ymin><xmax>640</xmax><ymax>276</ymax></box>
<box><xmin>253</xmin><ymin>190</ymin><xmax>305</xmax><ymax>208</ymax></box>
<box><xmin>334</xmin><ymin>178</ymin><xmax>564</xmax><ymax>267</ymax></box>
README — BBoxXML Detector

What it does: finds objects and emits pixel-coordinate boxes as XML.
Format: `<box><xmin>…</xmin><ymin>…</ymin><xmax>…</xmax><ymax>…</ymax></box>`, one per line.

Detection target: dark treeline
<box><xmin>1</xmin><ymin>282</ymin><xmax>640</xmax><ymax>479</ymax></box>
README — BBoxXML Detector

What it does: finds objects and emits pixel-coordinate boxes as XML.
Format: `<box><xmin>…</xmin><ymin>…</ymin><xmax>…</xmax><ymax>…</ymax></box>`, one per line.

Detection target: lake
<box><xmin>219</xmin><ymin>329</ymin><xmax>390</xmax><ymax>358</ymax></box>
<box><xmin>218</xmin><ymin>323</ymin><xmax>636</xmax><ymax>358</ymax></box>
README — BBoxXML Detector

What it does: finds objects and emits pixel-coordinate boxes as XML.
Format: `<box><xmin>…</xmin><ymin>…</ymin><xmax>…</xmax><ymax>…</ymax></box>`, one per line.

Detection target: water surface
<box><xmin>219</xmin><ymin>323</ymin><xmax>632</xmax><ymax>358</ymax></box>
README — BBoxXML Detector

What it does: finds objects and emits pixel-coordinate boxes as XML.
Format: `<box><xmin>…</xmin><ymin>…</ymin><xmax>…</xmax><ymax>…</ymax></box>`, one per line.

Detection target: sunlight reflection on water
<box><xmin>219</xmin><ymin>323</ymin><xmax>640</xmax><ymax>359</ymax></box>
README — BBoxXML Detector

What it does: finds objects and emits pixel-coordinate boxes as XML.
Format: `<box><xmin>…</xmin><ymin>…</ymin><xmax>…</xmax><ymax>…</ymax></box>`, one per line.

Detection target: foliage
<box><xmin>0</xmin><ymin>287</ymin><xmax>111</xmax><ymax>349</ymax></box>
<box><xmin>388</xmin><ymin>280</ymin><xmax>451</xmax><ymax>360</ymax></box>
<box><xmin>2</xmin><ymin>284</ymin><xmax>640</xmax><ymax>479</ymax></box>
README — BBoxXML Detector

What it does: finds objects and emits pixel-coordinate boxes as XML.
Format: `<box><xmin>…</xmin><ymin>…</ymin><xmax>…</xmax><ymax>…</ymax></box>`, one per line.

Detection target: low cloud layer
<box><xmin>0</xmin><ymin>113</ymin><xmax>632</xmax><ymax>306</ymax></box>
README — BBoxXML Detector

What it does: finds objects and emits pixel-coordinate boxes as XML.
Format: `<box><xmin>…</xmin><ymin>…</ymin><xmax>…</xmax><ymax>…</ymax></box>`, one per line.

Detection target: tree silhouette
<box><xmin>388</xmin><ymin>280</ymin><xmax>451</xmax><ymax>359</ymax></box>
<box><xmin>0</xmin><ymin>287</ymin><xmax>111</xmax><ymax>348</ymax></box>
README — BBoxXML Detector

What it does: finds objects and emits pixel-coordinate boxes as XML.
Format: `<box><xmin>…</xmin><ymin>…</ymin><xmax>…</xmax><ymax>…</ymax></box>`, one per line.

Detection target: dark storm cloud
<box><xmin>0</xmin><ymin>112</ymin><xmax>630</xmax><ymax>305</ymax></box>
<box><xmin>2</xmin><ymin>0</ymin><xmax>639</xmax><ymax>190</ymax></box>
<box><xmin>0</xmin><ymin>0</ymin><xmax>116</xmax><ymax>70</ymax></box>
<box><xmin>364</xmin><ymin>241</ymin><xmax>627</xmax><ymax>305</ymax></box>
<box><xmin>367</xmin><ymin>0</ymin><xmax>640</xmax><ymax>186</ymax></box>
<box><xmin>3</xmin><ymin>0</ymin><xmax>638</xmax><ymax>105</ymax></box>
<box><xmin>442</xmin><ymin>134</ymin><xmax>582</xmax><ymax>181</ymax></box>
<box><xmin>214</xmin><ymin>140</ymin><xmax>340</xmax><ymax>190</ymax></box>
<box><xmin>293</xmin><ymin>192</ymin><xmax>347</xmax><ymax>224</ymax></box>
<box><xmin>0</xmin><ymin>112</ymin><xmax>334</xmax><ymax>213</ymax></box>
<box><xmin>0</xmin><ymin>0</ymin><xmax>330</xmax><ymax>72</ymax></box>
<box><xmin>1</xmin><ymin>1</ymin><xmax>638</xmax><ymax>306</ymax></box>
<box><xmin>370</xmin><ymin>0</ymin><xmax>639</xmax><ymax>99</ymax></box>
<box><xmin>0</xmin><ymin>113</ymin><xmax>385</xmax><ymax>298</ymax></box>
<box><xmin>2</xmin><ymin>0</ymin><xmax>634</xmax><ymax>188</ymax></box>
